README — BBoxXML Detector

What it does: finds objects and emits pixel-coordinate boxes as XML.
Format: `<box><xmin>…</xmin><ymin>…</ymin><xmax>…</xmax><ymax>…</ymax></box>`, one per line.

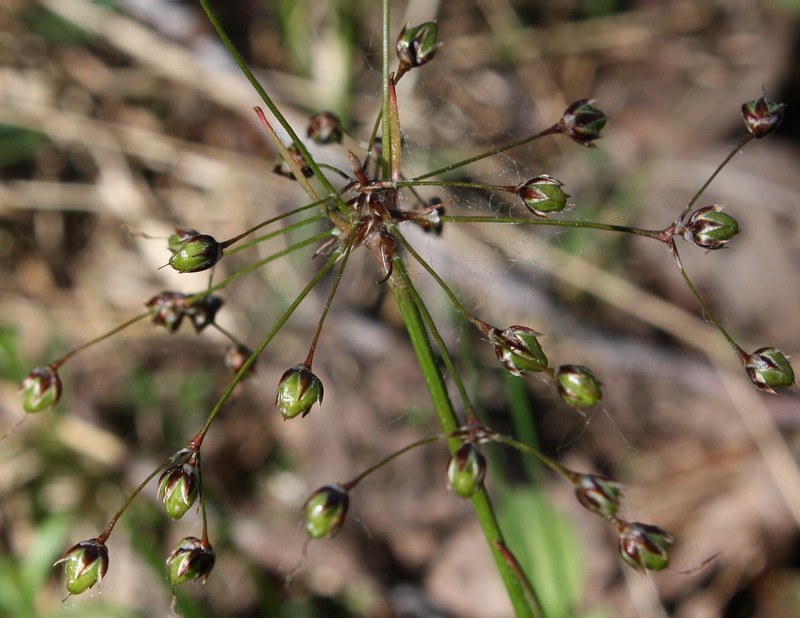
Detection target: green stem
<box><xmin>386</xmin><ymin>256</ymin><xmax>534</xmax><ymax>618</ymax></box>
<box><xmin>225</xmin><ymin>214</ymin><xmax>327</xmax><ymax>255</ymax></box>
<box><xmin>223</xmin><ymin>204</ymin><xmax>328</xmax><ymax>252</ymax></box>
<box><xmin>53</xmin><ymin>312</ymin><xmax>150</xmax><ymax>368</ymax></box>
<box><xmin>440</xmin><ymin>215</ymin><xmax>664</xmax><ymax>239</ymax></box>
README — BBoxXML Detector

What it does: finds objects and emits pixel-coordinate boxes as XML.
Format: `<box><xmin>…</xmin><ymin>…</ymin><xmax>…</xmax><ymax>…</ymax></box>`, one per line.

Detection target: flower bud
<box><xmin>166</xmin><ymin>536</ymin><xmax>215</xmax><ymax>585</ymax></box>
<box><xmin>491</xmin><ymin>325</ymin><xmax>549</xmax><ymax>377</ymax></box>
<box><xmin>555</xmin><ymin>364</ymin><xmax>602</xmax><ymax>408</ymax></box>
<box><xmin>303</xmin><ymin>484</ymin><xmax>349</xmax><ymax>539</ymax></box>
<box><xmin>146</xmin><ymin>291</ymin><xmax>190</xmax><ymax>333</ymax></box>
<box><xmin>224</xmin><ymin>344</ymin><xmax>256</xmax><ymax>377</ymax></box>
<box><xmin>682</xmin><ymin>205</ymin><xmax>740</xmax><ymax>250</ymax></box>
<box><xmin>745</xmin><ymin>347</ymin><xmax>795</xmax><ymax>394</ymax></box>
<box><xmin>616</xmin><ymin>520</ymin><xmax>673</xmax><ymax>574</ymax></box>
<box><xmin>741</xmin><ymin>95</ymin><xmax>786</xmax><ymax>139</ymax></box>
<box><xmin>273</xmin><ymin>144</ymin><xmax>313</xmax><ymax>179</ymax></box>
<box><xmin>54</xmin><ymin>538</ymin><xmax>109</xmax><ymax>596</ymax></box>
<box><xmin>557</xmin><ymin>99</ymin><xmax>606</xmax><ymax>146</ymax></box>
<box><xmin>158</xmin><ymin>462</ymin><xmax>199</xmax><ymax>520</ymax></box>
<box><xmin>186</xmin><ymin>294</ymin><xmax>224</xmax><ymax>332</ymax></box>
<box><xmin>446</xmin><ymin>442</ymin><xmax>487</xmax><ymax>498</ymax></box>
<box><xmin>307</xmin><ymin>111</ymin><xmax>343</xmax><ymax>145</ymax></box>
<box><xmin>275</xmin><ymin>364</ymin><xmax>324</xmax><ymax>419</ymax></box>
<box><xmin>516</xmin><ymin>175</ymin><xmax>569</xmax><ymax>217</ymax></box>
<box><xmin>396</xmin><ymin>22</ymin><xmax>442</xmax><ymax>78</ymax></box>
<box><xmin>168</xmin><ymin>234</ymin><xmax>223</xmax><ymax>273</ymax></box>
<box><xmin>20</xmin><ymin>365</ymin><xmax>63</xmax><ymax>413</ymax></box>
<box><xmin>573</xmin><ymin>473</ymin><xmax>625</xmax><ymax>520</ymax></box>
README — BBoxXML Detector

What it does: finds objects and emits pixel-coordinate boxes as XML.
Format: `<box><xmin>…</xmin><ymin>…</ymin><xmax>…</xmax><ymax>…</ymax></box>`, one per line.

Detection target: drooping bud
<box><xmin>168</xmin><ymin>234</ymin><xmax>223</xmax><ymax>274</ymax></box>
<box><xmin>272</xmin><ymin>144</ymin><xmax>313</xmax><ymax>179</ymax></box>
<box><xmin>146</xmin><ymin>291</ymin><xmax>190</xmax><ymax>333</ymax></box>
<box><xmin>158</xmin><ymin>462</ymin><xmax>199</xmax><ymax>520</ymax></box>
<box><xmin>516</xmin><ymin>175</ymin><xmax>569</xmax><ymax>217</ymax></box>
<box><xmin>20</xmin><ymin>364</ymin><xmax>63</xmax><ymax>413</ymax></box>
<box><xmin>396</xmin><ymin>22</ymin><xmax>443</xmax><ymax>80</ymax></box>
<box><xmin>557</xmin><ymin>99</ymin><xmax>606</xmax><ymax>146</ymax></box>
<box><xmin>166</xmin><ymin>536</ymin><xmax>215</xmax><ymax>586</ymax></box>
<box><xmin>491</xmin><ymin>325</ymin><xmax>549</xmax><ymax>377</ymax></box>
<box><xmin>307</xmin><ymin>111</ymin><xmax>343</xmax><ymax>145</ymax></box>
<box><xmin>186</xmin><ymin>295</ymin><xmax>224</xmax><ymax>332</ymax></box>
<box><xmin>744</xmin><ymin>347</ymin><xmax>795</xmax><ymax>394</ymax></box>
<box><xmin>573</xmin><ymin>473</ymin><xmax>625</xmax><ymax>520</ymax></box>
<box><xmin>555</xmin><ymin>364</ymin><xmax>603</xmax><ymax>408</ymax></box>
<box><xmin>224</xmin><ymin>344</ymin><xmax>256</xmax><ymax>377</ymax></box>
<box><xmin>303</xmin><ymin>484</ymin><xmax>349</xmax><ymax>539</ymax></box>
<box><xmin>54</xmin><ymin>538</ymin><xmax>109</xmax><ymax>596</ymax></box>
<box><xmin>446</xmin><ymin>442</ymin><xmax>487</xmax><ymax>498</ymax></box>
<box><xmin>682</xmin><ymin>205</ymin><xmax>740</xmax><ymax>250</ymax></box>
<box><xmin>615</xmin><ymin>520</ymin><xmax>673</xmax><ymax>574</ymax></box>
<box><xmin>741</xmin><ymin>95</ymin><xmax>786</xmax><ymax>139</ymax></box>
<box><xmin>275</xmin><ymin>364</ymin><xmax>324</xmax><ymax>419</ymax></box>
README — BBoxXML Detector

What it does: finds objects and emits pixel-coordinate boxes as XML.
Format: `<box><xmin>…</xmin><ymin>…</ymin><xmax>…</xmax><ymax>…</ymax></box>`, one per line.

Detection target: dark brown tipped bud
<box><xmin>273</xmin><ymin>144</ymin><xmax>313</xmax><ymax>179</ymax></box>
<box><xmin>615</xmin><ymin>520</ymin><xmax>673</xmax><ymax>574</ymax></box>
<box><xmin>490</xmin><ymin>325</ymin><xmax>548</xmax><ymax>377</ymax></box>
<box><xmin>158</xmin><ymin>462</ymin><xmax>199</xmax><ymax>520</ymax></box>
<box><xmin>396</xmin><ymin>22</ymin><xmax>443</xmax><ymax>80</ymax></box>
<box><xmin>168</xmin><ymin>234</ymin><xmax>223</xmax><ymax>273</ymax></box>
<box><xmin>681</xmin><ymin>205</ymin><xmax>740</xmax><ymax>250</ymax></box>
<box><xmin>307</xmin><ymin>111</ymin><xmax>343</xmax><ymax>145</ymax></box>
<box><xmin>146</xmin><ymin>291</ymin><xmax>190</xmax><ymax>333</ymax></box>
<box><xmin>573</xmin><ymin>473</ymin><xmax>625</xmax><ymax>520</ymax></box>
<box><xmin>20</xmin><ymin>364</ymin><xmax>63</xmax><ymax>413</ymax></box>
<box><xmin>557</xmin><ymin>99</ymin><xmax>606</xmax><ymax>146</ymax></box>
<box><xmin>224</xmin><ymin>343</ymin><xmax>256</xmax><ymax>377</ymax></box>
<box><xmin>446</xmin><ymin>442</ymin><xmax>487</xmax><ymax>498</ymax></box>
<box><xmin>741</xmin><ymin>95</ymin><xmax>786</xmax><ymax>139</ymax></box>
<box><xmin>276</xmin><ymin>364</ymin><xmax>324</xmax><ymax>419</ymax></box>
<box><xmin>745</xmin><ymin>347</ymin><xmax>795</xmax><ymax>394</ymax></box>
<box><xmin>555</xmin><ymin>364</ymin><xmax>603</xmax><ymax>408</ymax></box>
<box><xmin>54</xmin><ymin>538</ymin><xmax>109</xmax><ymax>596</ymax></box>
<box><xmin>303</xmin><ymin>484</ymin><xmax>349</xmax><ymax>539</ymax></box>
<box><xmin>166</xmin><ymin>536</ymin><xmax>215</xmax><ymax>585</ymax></box>
<box><xmin>516</xmin><ymin>175</ymin><xmax>569</xmax><ymax>217</ymax></box>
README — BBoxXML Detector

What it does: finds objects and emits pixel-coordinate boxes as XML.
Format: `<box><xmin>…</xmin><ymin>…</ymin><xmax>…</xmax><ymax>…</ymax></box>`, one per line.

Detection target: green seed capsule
<box><xmin>556</xmin><ymin>365</ymin><xmax>602</xmax><ymax>408</ymax></box>
<box><xmin>168</xmin><ymin>234</ymin><xmax>223</xmax><ymax>273</ymax></box>
<box><xmin>616</xmin><ymin>521</ymin><xmax>673</xmax><ymax>574</ymax></box>
<box><xmin>20</xmin><ymin>365</ymin><xmax>62</xmax><ymax>413</ymax></box>
<box><xmin>166</xmin><ymin>536</ymin><xmax>215</xmax><ymax>586</ymax></box>
<box><xmin>158</xmin><ymin>463</ymin><xmax>199</xmax><ymax>520</ymax></box>
<box><xmin>276</xmin><ymin>364</ymin><xmax>324</xmax><ymax>419</ymax></box>
<box><xmin>573</xmin><ymin>473</ymin><xmax>625</xmax><ymax>520</ymax></box>
<box><xmin>54</xmin><ymin>538</ymin><xmax>109</xmax><ymax>596</ymax></box>
<box><xmin>516</xmin><ymin>175</ymin><xmax>569</xmax><ymax>217</ymax></box>
<box><xmin>745</xmin><ymin>347</ymin><xmax>795</xmax><ymax>394</ymax></box>
<box><xmin>492</xmin><ymin>325</ymin><xmax>549</xmax><ymax>377</ymax></box>
<box><xmin>683</xmin><ymin>205</ymin><xmax>740</xmax><ymax>249</ymax></box>
<box><xmin>303</xmin><ymin>484</ymin><xmax>349</xmax><ymax>539</ymax></box>
<box><xmin>446</xmin><ymin>442</ymin><xmax>487</xmax><ymax>498</ymax></box>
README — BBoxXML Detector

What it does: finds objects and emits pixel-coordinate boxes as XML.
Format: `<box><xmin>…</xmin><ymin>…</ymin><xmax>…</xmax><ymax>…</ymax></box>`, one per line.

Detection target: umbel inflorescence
<box><xmin>12</xmin><ymin>3</ymin><xmax>795</xmax><ymax>614</ymax></box>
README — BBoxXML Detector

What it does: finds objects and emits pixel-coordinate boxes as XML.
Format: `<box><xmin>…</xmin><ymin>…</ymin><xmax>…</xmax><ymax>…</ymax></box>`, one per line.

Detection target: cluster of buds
<box><xmin>167</xmin><ymin>228</ymin><xmax>223</xmax><ymax>274</ymax></box>
<box><xmin>19</xmin><ymin>364</ymin><xmax>62</xmax><ymax>413</ymax></box>
<box><xmin>680</xmin><ymin>205</ymin><xmax>740</xmax><ymax>250</ymax></box>
<box><xmin>275</xmin><ymin>364</ymin><xmax>324</xmax><ymax>419</ymax></box>
<box><xmin>145</xmin><ymin>291</ymin><xmax>224</xmax><ymax>333</ymax></box>
<box><xmin>446</xmin><ymin>441</ymin><xmax>487</xmax><ymax>498</ymax></box>
<box><xmin>515</xmin><ymin>175</ymin><xmax>569</xmax><ymax>217</ymax></box>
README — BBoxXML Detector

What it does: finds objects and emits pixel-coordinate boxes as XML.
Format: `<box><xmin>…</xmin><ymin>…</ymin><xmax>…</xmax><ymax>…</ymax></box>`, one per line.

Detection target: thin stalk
<box><xmin>387</xmin><ymin>256</ymin><xmax>534</xmax><ymax>618</ymax></box>
<box><xmin>669</xmin><ymin>242</ymin><xmax>746</xmax><ymax>360</ymax></box>
<box><xmin>223</xmin><ymin>204</ymin><xmax>328</xmax><ymax>253</ymax></box>
<box><xmin>678</xmin><ymin>135</ymin><xmax>753</xmax><ymax>222</ymax></box>
<box><xmin>52</xmin><ymin>312</ymin><xmax>150</xmax><ymax>368</ymax></box>
<box><xmin>191</xmin><ymin>251</ymin><xmax>340</xmax><ymax>448</ymax></box>
<box><xmin>225</xmin><ymin>214</ymin><xmax>327</xmax><ymax>255</ymax></box>
<box><xmin>439</xmin><ymin>215</ymin><xmax>664</xmax><ymax>240</ymax></box>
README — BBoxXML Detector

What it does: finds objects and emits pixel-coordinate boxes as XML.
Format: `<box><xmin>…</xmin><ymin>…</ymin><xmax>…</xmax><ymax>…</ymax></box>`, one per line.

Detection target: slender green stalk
<box><xmin>225</xmin><ymin>214</ymin><xmax>327</xmax><ymax>255</ymax></box>
<box><xmin>53</xmin><ymin>312</ymin><xmax>150</xmax><ymax>368</ymax></box>
<box><xmin>387</xmin><ymin>256</ymin><xmax>534</xmax><ymax>618</ymax></box>
<box><xmin>224</xmin><ymin>205</ymin><xmax>328</xmax><ymax>254</ymax></box>
<box><xmin>439</xmin><ymin>215</ymin><xmax>664</xmax><ymax>239</ymax></box>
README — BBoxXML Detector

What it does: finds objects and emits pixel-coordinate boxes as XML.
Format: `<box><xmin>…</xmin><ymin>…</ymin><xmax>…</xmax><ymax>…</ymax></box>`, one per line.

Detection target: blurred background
<box><xmin>2</xmin><ymin>0</ymin><xmax>800</xmax><ymax>616</ymax></box>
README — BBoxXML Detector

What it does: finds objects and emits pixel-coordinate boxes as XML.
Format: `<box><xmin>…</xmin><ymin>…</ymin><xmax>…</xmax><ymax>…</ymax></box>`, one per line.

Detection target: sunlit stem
<box><xmin>439</xmin><ymin>215</ymin><xmax>664</xmax><ymax>239</ymax></box>
<box><xmin>678</xmin><ymin>134</ymin><xmax>754</xmax><ymax>222</ymax></box>
<box><xmin>669</xmin><ymin>241</ymin><xmax>746</xmax><ymax>361</ymax></box>
<box><xmin>393</xmin><ymin>227</ymin><xmax>492</xmax><ymax>333</ymax></box>
<box><xmin>411</xmin><ymin>126</ymin><xmax>560</xmax><ymax>182</ymax></box>
<box><xmin>304</xmin><ymin>231</ymin><xmax>357</xmax><ymax>368</ymax></box>
<box><xmin>190</xmin><ymin>251</ymin><xmax>341</xmax><ymax>448</ymax></box>
<box><xmin>52</xmin><ymin>312</ymin><xmax>150</xmax><ymax>369</ymax></box>
<box><xmin>341</xmin><ymin>434</ymin><xmax>449</xmax><ymax>491</ymax></box>
<box><xmin>493</xmin><ymin>540</ymin><xmax>546</xmax><ymax>618</ymax></box>
<box><xmin>97</xmin><ymin>453</ymin><xmax>179</xmax><ymax>543</ymax></box>
<box><xmin>390</xmin><ymin>235</ymin><xmax>478</xmax><ymax>421</ymax></box>
<box><xmin>221</xmin><ymin>202</ymin><xmax>328</xmax><ymax>251</ymax></box>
